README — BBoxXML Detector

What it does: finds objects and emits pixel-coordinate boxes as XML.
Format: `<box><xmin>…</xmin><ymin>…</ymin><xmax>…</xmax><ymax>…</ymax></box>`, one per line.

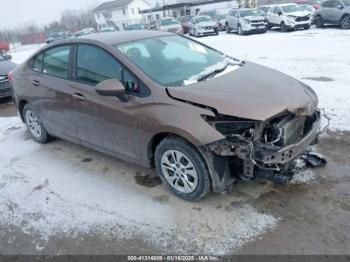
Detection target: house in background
<box><xmin>93</xmin><ymin>0</ymin><xmax>151</xmax><ymax>30</ymax></box>
<box><xmin>139</xmin><ymin>0</ymin><xmax>240</xmax><ymax>23</ymax></box>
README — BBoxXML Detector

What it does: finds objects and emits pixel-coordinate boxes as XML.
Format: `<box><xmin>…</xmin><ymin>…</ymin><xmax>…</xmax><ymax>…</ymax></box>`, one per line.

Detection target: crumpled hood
<box><xmin>167</xmin><ymin>62</ymin><xmax>318</xmax><ymax>121</ymax></box>
<box><xmin>0</xmin><ymin>60</ymin><xmax>16</xmax><ymax>75</ymax></box>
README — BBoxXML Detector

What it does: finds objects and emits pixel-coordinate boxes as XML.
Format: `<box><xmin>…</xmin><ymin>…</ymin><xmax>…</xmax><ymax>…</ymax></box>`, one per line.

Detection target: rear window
<box><xmin>42</xmin><ymin>46</ymin><xmax>70</xmax><ymax>79</ymax></box>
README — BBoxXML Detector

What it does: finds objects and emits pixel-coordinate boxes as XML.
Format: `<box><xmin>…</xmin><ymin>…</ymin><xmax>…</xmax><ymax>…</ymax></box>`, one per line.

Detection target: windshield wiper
<box><xmin>196</xmin><ymin>64</ymin><xmax>228</xmax><ymax>82</ymax></box>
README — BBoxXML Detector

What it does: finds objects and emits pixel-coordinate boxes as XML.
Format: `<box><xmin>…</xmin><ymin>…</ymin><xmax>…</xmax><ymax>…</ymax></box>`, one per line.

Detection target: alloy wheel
<box><xmin>341</xmin><ymin>16</ymin><xmax>350</xmax><ymax>29</ymax></box>
<box><xmin>160</xmin><ymin>150</ymin><xmax>198</xmax><ymax>194</ymax></box>
<box><xmin>25</xmin><ymin>110</ymin><xmax>42</xmax><ymax>138</ymax></box>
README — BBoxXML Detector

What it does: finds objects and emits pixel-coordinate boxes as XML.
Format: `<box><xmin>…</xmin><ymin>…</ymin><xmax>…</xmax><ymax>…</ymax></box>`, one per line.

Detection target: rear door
<box><xmin>330</xmin><ymin>0</ymin><xmax>345</xmax><ymax>22</ymax></box>
<box><xmin>26</xmin><ymin>45</ymin><xmax>78</xmax><ymax>141</ymax></box>
<box><xmin>68</xmin><ymin>44</ymin><xmax>149</xmax><ymax>161</ymax></box>
<box><xmin>321</xmin><ymin>0</ymin><xmax>336</xmax><ymax>22</ymax></box>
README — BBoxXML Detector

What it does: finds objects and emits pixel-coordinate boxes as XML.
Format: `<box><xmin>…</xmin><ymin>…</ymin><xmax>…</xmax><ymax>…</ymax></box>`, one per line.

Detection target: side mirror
<box><xmin>3</xmin><ymin>54</ymin><xmax>12</xmax><ymax>60</ymax></box>
<box><xmin>278</xmin><ymin>11</ymin><xmax>282</xmax><ymax>16</ymax></box>
<box><xmin>96</xmin><ymin>79</ymin><xmax>128</xmax><ymax>102</ymax></box>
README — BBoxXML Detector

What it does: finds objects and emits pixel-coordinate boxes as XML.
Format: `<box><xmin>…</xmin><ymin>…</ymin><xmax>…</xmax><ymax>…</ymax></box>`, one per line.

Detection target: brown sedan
<box><xmin>11</xmin><ymin>31</ymin><xmax>320</xmax><ymax>201</ymax></box>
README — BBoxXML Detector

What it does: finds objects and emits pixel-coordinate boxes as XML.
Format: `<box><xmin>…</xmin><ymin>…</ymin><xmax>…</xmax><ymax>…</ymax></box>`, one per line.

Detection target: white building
<box><xmin>93</xmin><ymin>0</ymin><xmax>151</xmax><ymax>30</ymax></box>
<box><xmin>140</xmin><ymin>0</ymin><xmax>242</xmax><ymax>23</ymax></box>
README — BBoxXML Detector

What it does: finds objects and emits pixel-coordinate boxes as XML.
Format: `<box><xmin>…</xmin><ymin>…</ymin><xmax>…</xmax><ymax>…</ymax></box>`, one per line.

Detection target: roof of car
<box><xmin>80</xmin><ymin>30</ymin><xmax>173</xmax><ymax>45</ymax></box>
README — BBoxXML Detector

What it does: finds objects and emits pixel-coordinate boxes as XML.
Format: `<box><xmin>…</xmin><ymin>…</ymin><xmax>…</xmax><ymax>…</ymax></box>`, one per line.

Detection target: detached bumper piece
<box><xmin>205</xmin><ymin>111</ymin><xmax>326</xmax><ymax>188</ymax></box>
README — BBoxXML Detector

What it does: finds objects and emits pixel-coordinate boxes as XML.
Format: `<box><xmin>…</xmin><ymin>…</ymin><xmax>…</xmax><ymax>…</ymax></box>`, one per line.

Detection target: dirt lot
<box><xmin>0</xmin><ymin>102</ymin><xmax>349</xmax><ymax>255</ymax></box>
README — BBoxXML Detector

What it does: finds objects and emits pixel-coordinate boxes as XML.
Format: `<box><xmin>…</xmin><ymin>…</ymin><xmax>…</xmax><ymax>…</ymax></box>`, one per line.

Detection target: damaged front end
<box><xmin>201</xmin><ymin>110</ymin><xmax>325</xmax><ymax>193</ymax></box>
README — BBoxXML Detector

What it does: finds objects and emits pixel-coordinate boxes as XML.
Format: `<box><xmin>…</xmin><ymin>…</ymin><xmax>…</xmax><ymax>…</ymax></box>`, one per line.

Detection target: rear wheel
<box><xmin>23</xmin><ymin>104</ymin><xmax>53</xmax><ymax>143</ymax></box>
<box><xmin>341</xmin><ymin>15</ymin><xmax>350</xmax><ymax>29</ymax></box>
<box><xmin>315</xmin><ymin>15</ymin><xmax>324</xmax><ymax>28</ymax></box>
<box><xmin>155</xmin><ymin>136</ymin><xmax>210</xmax><ymax>201</ymax></box>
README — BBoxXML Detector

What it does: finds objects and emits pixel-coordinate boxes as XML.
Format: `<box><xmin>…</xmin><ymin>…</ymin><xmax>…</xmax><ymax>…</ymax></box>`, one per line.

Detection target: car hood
<box><xmin>244</xmin><ymin>15</ymin><xmax>266</xmax><ymax>21</ymax></box>
<box><xmin>0</xmin><ymin>60</ymin><xmax>16</xmax><ymax>75</ymax></box>
<box><xmin>287</xmin><ymin>10</ymin><xmax>310</xmax><ymax>16</ymax></box>
<box><xmin>167</xmin><ymin>62</ymin><xmax>318</xmax><ymax>121</ymax></box>
<box><xmin>197</xmin><ymin>21</ymin><xmax>217</xmax><ymax>26</ymax></box>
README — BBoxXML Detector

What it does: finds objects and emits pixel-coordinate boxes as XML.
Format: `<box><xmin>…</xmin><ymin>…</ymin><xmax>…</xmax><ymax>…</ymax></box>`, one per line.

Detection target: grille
<box><xmin>202</xmin><ymin>26</ymin><xmax>214</xmax><ymax>30</ymax></box>
<box><xmin>251</xmin><ymin>19</ymin><xmax>265</xmax><ymax>23</ymax></box>
<box><xmin>252</xmin><ymin>23</ymin><xmax>265</xmax><ymax>27</ymax></box>
<box><xmin>0</xmin><ymin>80</ymin><xmax>12</xmax><ymax>98</ymax></box>
<box><xmin>295</xmin><ymin>16</ymin><xmax>310</xmax><ymax>22</ymax></box>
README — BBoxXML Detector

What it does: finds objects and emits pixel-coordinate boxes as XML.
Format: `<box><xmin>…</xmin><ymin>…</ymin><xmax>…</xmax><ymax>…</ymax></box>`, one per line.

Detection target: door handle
<box><xmin>31</xmin><ymin>80</ymin><xmax>40</xmax><ymax>86</ymax></box>
<box><xmin>72</xmin><ymin>93</ymin><xmax>86</xmax><ymax>101</ymax></box>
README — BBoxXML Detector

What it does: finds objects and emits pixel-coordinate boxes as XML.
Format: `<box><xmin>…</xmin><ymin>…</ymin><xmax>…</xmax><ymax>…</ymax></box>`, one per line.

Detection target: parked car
<box><xmin>11</xmin><ymin>31</ymin><xmax>321</xmax><ymax>201</ymax></box>
<box><xmin>100</xmin><ymin>27</ymin><xmax>119</xmax><ymax>32</ymax></box>
<box><xmin>46</xmin><ymin>32</ymin><xmax>71</xmax><ymax>44</ymax></box>
<box><xmin>267</xmin><ymin>4</ymin><xmax>312</xmax><ymax>31</ymax></box>
<box><xmin>180</xmin><ymin>15</ymin><xmax>195</xmax><ymax>33</ymax></box>
<box><xmin>82</xmin><ymin>28</ymin><xmax>97</xmax><ymax>34</ymax></box>
<box><xmin>216</xmin><ymin>13</ymin><xmax>228</xmax><ymax>30</ymax></box>
<box><xmin>226</xmin><ymin>8</ymin><xmax>268</xmax><ymax>35</ymax></box>
<box><xmin>0</xmin><ymin>41</ymin><xmax>10</xmax><ymax>54</ymax></box>
<box><xmin>148</xmin><ymin>20</ymin><xmax>158</xmax><ymax>30</ymax></box>
<box><xmin>125</xmin><ymin>24</ymin><xmax>145</xmax><ymax>30</ymax></box>
<box><xmin>189</xmin><ymin>15</ymin><xmax>219</xmax><ymax>37</ymax></box>
<box><xmin>0</xmin><ymin>53</ymin><xmax>15</xmax><ymax>101</ymax></box>
<box><xmin>74</xmin><ymin>30</ymin><xmax>95</xmax><ymax>37</ymax></box>
<box><xmin>314</xmin><ymin>0</ymin><xmax>350</xmax><ymax>29</ymax></box>
<box><xmin>157</xmin><ymin>18</ymin><xmax>183</xmax><ymax>34</ymax></box>
<box><xmin>198</xmin><ymin>10</ymin><xmax>219</xmax><ymax>19</ymax></box>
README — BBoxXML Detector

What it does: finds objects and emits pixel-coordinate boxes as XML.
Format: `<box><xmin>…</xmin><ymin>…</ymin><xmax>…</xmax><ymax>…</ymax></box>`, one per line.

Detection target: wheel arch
<box><xmin>18</xmin><ymin>99</ymin><xmax>28</xmax><ymax>122</ymax></box>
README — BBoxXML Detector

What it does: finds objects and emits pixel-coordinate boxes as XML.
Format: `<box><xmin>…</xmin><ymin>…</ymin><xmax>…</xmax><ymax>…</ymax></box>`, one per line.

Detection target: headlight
<box><xmin>243</xmin><ymin>19</ymin><xmax>251</xmax><ymax>24</ymax></box>
<box><xmin>201</xmin><ymin>115</ymin><xmax>256</xmax><ymax>139</ymax></box>
<box><xmin>287</xmin><ymin>15</ymin><xmax>297</xmax><ymax>20</ymax></box>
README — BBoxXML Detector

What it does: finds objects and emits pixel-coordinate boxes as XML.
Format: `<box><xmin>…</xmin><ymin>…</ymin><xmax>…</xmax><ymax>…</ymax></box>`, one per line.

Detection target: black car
<box><xmin>0</xmin><ymin>53</ymin><xmax>16</xmax><ymax>101</ymax></box>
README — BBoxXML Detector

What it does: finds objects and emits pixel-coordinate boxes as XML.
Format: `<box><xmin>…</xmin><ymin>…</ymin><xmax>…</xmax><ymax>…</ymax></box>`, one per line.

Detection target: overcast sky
<box><xmin>0</xmin><ymin>0</ymin><xmax>104</xmax><ymax>30</ymax></box>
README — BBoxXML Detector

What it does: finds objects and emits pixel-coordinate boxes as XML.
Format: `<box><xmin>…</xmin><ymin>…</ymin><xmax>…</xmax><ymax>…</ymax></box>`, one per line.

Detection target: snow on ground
<box><xmin>198</xmin><ymin>28</ymin><xmax>350</xmax><ymax>131</ymax></box>
<box><xmin>0</xmin><ymin>117</ymin><xmax>278</xmax><ymax>254</ymax></box>
<box><xmin>0</xmin><ymin>28</ymin><xmax>348</xmax><ymax>254</ymax></box>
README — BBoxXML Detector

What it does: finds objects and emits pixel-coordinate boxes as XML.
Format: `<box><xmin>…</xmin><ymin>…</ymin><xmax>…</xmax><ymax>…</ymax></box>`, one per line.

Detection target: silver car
<box><xmin>189</xmin><ymin>16</ymin><xmax>219</xmax><ymax>37</ymax></box>
<box><xmin>226</xmin><ymin>8</ymin><xmax>268</xmax><ymax>35</ymax></box>
<box><xmin>314</xmin><ymin>0</ymin><xmax>350</xmax><ymax>28</ymax></box>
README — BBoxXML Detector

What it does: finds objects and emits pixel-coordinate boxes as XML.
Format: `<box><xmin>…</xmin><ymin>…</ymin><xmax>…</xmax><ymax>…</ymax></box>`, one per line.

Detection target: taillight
<box><xmin>8</xmin><ymin>70</ymin><xmax>13</xmax><ymax>81</ymax></box>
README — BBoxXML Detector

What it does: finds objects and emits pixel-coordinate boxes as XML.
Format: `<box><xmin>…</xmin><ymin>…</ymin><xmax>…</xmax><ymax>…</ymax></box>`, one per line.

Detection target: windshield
<box><xmin>182</xmin><ymin>16</ymin><xmax>194</xmax><ymax>22</ymax></box>
<box><xmin>217</xmin><ymin>14</ymin><xmax>227</xmax><ymax>19</ymax></box>
<box><xmin>240</xmin><ymin>9</ymin><xmax>261</xmax><ymax>17</ymax></box>
<box><xmin>115</xmin><ymin>35</ymin><xmax>232</xmax><ymax>86</ymax></box>
<box><xmin>202</xmin><ymin>11</ymin><xmax>218</xmax><ymax>17</ymax></box>
<box><xmin>160</xmin><ymin>18</ymin><xmax>179</xmax><ymax>26</ymax></box>
<box><xmin>48</xmin><ymin>32</ymin><xmax>62</xmax><ymax>38</ymax></box>
<box><xmin>195</xmin><ymin>16</ymin><xmax>212</xmax><ymax>23</ymax></box>
<box><xmin>281</xmin><ymin>5</ymin><xmax>304</xmax><ymax>12</ymax></box>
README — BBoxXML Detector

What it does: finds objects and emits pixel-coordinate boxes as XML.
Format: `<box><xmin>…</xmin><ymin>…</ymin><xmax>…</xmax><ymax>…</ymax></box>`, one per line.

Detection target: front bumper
<box><xmin>203</xmin><ymin>111</ymin><xmax>321</xmax><ymax>191</ymax></box>
<box><xmin>242</xmin><ymin>22</ymin><xmax>268</xmax><ymax>32</ymax></box>
<box><xmin>285</xmin><ymin>19</ymin><xmax>311</xmax><ymax>29</ymax></box>
<box><xmin>0</xmin><ymin>80</ymin><xmax>13</xmax><ymax>99</ymax></box>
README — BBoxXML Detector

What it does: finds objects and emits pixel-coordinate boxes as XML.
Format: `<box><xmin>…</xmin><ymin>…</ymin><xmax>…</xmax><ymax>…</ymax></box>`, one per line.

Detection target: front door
<box><xmin>69</xmin><ymin>44</ymin><xmax>143</xmax><ymax>161</ymax></box>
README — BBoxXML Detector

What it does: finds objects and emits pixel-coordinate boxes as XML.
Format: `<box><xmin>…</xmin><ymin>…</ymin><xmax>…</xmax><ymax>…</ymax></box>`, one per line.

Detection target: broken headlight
<box><xmin>201</xmin><ymin>114</ymin><xmax>256</xmax><ymax>139</ymax></box>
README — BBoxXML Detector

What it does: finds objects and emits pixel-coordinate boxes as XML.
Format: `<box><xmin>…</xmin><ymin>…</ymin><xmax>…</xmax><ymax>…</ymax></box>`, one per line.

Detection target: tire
<box><xmin>280</xmin><ymin>21</ymin><xmax>288</xmax><ymax>32</ymax></box>
<box><xmin>315</xmin><ymin>15</ymin><xmax>324</xmax><ymax>28</ymax></box>
<box><xmin>215</xmin><ymin>29</ymin><xmax>219</xmax><ymax>35</ymax></box>
<box><xmin>267</xmin><ymin>23</ymin><xmax>272</xmax><ymax>30</ymax></box>
<box><xmin>194</xmin><ymin>29</ymin><xmax>199</xmax><ymax>37</ymax></box>
<box><xmin>154</xmin><ymin>136</ymin><xmax>210</xmax><ymax>201</ymax></box>
<box><xmin>341</xmin><ymin>15</ymin><xmax>350</xmax><ymax>29</ymax></box>
<box><xmin>238</xmin><ymin>24</ymin><xmax>244</xmax><ymax>35</ymax></box>
<box><xmin>23</xmin><ymin>103</ymin><xmax>53</xmax><ymax>143</ymax></box>
<box><xmin>225</xmin><ymin>23</ymin><xmax>231</xmax><ymax>33</ymax></box>
<box><xmin>304</xmin><ymin>24</ymin><xmax>310</xmax><ymax>30</ymax></box>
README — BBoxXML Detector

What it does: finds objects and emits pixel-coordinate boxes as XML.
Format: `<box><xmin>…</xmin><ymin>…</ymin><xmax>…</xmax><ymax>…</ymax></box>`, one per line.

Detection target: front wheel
<box><xmin>304</xmin><ymin>24</ymin><xmax>311</xmax><ymax>30</ymax></box>
<box><xmin>23</xmin><ymin>104</ymin><xmax>53</xmax><ymax>143</ymax></box>
<box><xmin>225</xmin><ymin>23</ymin><xmax>231</xmax><ymax>33</ymax></box>
<box><xmin>280</xmin><ymin>21</ymin><xmax>288</xmax><ymax>32</ymax></box>
<box><xmin>315</xmin><ymin>15</ymin><xmax>324</xmax><ymax>28</ymax></box>
<box><xmin>155</xmin><ymin>136</ymin><xmax>210</xmax><ymax>201</ymax></box>
<box><xmin>341</xmin><ymin>15</ymin><xmax>350</xmax><ymax>29</ymax></box>
<box><xmin>238</xmin><ymin>24</ymin><xmax>244</xmax><ymax>35</ymax></box>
